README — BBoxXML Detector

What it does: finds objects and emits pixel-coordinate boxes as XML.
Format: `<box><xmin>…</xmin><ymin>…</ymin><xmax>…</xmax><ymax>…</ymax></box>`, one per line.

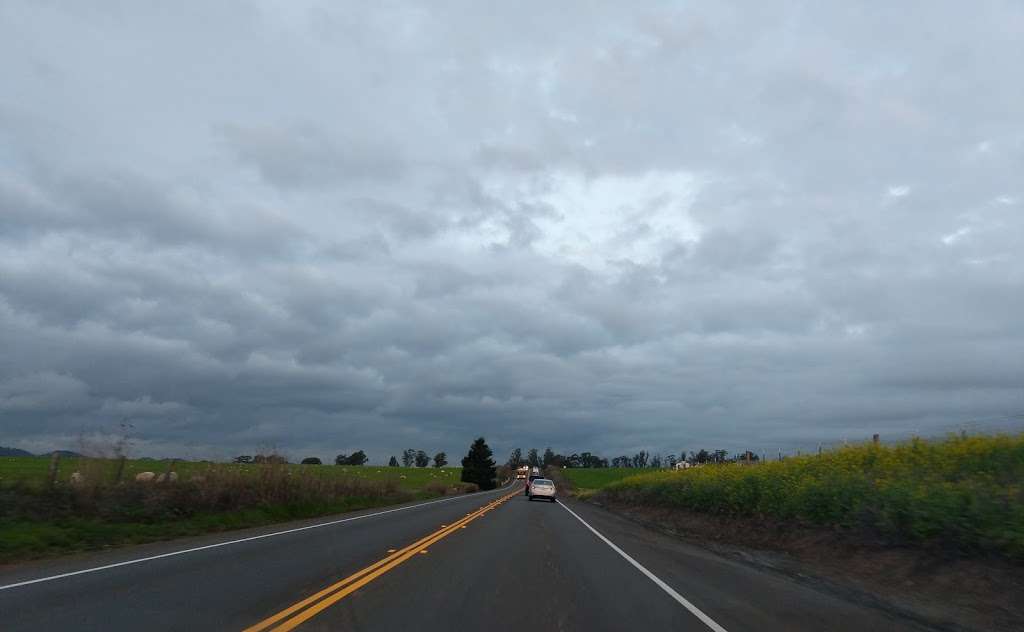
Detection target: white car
<box><xmin>527</xmin><ymin>478</ymin><xmax>557</xmax><ymax>502</ymax></box>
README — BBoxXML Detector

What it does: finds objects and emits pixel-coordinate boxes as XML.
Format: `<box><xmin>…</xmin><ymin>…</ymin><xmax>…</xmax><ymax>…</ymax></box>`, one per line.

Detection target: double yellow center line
<box><xmin>244</xmin><ymin>487</ymin><xmax>521</xmax><ymax>632</ymax></box>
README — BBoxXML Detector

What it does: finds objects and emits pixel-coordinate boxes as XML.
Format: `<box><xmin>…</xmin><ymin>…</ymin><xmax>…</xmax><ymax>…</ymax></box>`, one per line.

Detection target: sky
<box><xmin>1</xmin><ymin>1</ymin><xmax>1023</xmax><ymax>463</ymax></box>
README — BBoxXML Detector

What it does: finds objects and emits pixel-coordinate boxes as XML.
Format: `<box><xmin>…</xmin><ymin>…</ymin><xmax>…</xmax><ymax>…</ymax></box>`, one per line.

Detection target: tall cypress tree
<box><xmin>461</xmin><ymin>437</ymin><xmax>496</xmax><ymax>490</ymax></box>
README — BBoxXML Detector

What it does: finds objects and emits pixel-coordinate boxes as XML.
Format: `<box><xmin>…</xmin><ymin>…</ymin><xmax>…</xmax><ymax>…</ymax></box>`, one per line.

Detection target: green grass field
<box><xmin>589</xmin><ymin>433</ymin><xmax>1024</xmax><ymax>558</ymax></box>
<box><xmin>559</xmin><ymin>467</ymin><xmax>642</xmax><ymax>492</ymax></box>
<box><xmin>0</xmin><ymin>457</ymin><xmax>462</xmax><ymax>492</ymax></box>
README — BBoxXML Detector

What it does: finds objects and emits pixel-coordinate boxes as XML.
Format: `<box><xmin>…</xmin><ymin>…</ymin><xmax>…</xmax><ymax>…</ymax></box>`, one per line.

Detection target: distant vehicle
<box><xmin>525</xmin><ymin>467</ymin><xmax>543</xmax><ymax>495</ymax></box>
<box><xmin>515</xmin><ymin>466</ymin><xmax>529</xmax><ymax>479</ymax></box>
<box><xmin>527</xmin><ymin>478</ymin><xmax>556</xmax><ymax>502</ymax></box>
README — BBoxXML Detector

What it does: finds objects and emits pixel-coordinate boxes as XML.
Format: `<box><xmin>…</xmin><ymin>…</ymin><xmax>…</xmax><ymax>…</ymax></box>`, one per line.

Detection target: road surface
<box><xmin>0</xmin><ymin>483</ymin><xmax>929</xmax><ymax>631</ymax></box>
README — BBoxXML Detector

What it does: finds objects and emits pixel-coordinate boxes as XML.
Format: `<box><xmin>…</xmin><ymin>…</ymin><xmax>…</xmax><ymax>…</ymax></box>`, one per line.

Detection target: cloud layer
<box><xmin>2</xmin><ymin>1</ymin><xmax>1022</xmax><ymax>462</ymax></box>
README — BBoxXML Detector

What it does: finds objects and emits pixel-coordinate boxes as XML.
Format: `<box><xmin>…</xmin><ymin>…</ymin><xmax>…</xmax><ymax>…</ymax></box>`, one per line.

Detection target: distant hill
<box><xmin>0</xmin><ymin>446</ymin><xmax>34</xmax><ymax>457</ymax></box>
<box><xmin>38</xmin><ymin>450</ymin><xmax>85</xmax><ymax>458</ymax></box>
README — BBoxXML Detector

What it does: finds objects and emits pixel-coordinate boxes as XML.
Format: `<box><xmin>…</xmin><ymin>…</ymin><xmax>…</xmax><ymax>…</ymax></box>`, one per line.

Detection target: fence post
<box><xmin>817</xmin><ymin>443</ymin><xmax>822</xmax><ymax>456</ymax></box>
<box><xmin>113</xmin><ymin>456</ymin><xmax>127</xmax><ymax>484</ymax></box>
<box><xmin>47</xmin><ymin>452</ymin><xmax>61</xmax><ymax>488</ymax></box>
<box><xmin>872</xmin><ymin>433</ymin><xmax>880</xmax><ymax>446</ymax></box>
<box><xmin>162</xmin><ymin>458</ymin><xmax>177</xmax><ymax>482</ymax></box>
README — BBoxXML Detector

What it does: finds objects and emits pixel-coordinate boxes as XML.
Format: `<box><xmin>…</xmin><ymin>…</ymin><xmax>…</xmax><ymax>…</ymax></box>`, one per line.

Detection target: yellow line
<box><xmin>260</xmin><ymin>490</ymin><xmax>518</xmax><ymax>632</ymax></box>
<box><xmin>243</xmin><ymin>488</ymin><xmax>519</xmax><ymax>632</ymax></box>
<box><xmin>242</xmin><ymin>495</ymin><xmax>505</xmax><ymax>632</ymax></box>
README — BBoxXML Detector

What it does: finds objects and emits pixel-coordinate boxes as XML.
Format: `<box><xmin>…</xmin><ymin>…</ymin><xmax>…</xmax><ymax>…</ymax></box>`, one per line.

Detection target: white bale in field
<box><xmin>135</xmin><ymin>471</ymin><xmax>157</xmax><ymax>482</ymax></box>
<box><xmin>156</xmin><ymin>471</ymin><xmax>179</xmax><ymax>483</ymax></box>
<box><xmin>69</xmin><ymin>471</ymin><xmax>85</xmax><ymax>486</ymax></box>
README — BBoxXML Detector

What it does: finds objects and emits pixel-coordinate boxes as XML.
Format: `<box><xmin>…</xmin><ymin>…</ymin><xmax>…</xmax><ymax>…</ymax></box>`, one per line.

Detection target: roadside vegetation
<box><xmin>0</xmin><ymin>457</ymin><xmax>468</xmax><ymax>563</ymax></box>
<box><xmin>579</xmin><ymin>433</ymin><xmax>1024</xmax><ymax>558</ymax></box>
<box><xmin>0</xmin><ymin>456</ymin><xmax>463</xmax><ymax>492</ymax></box>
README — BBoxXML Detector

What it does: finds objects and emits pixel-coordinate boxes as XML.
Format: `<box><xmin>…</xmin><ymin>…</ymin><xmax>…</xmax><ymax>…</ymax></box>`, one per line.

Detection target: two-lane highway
<box><xmin>0</xmin><ymin>484</ymin><xmax>929</xmax><ymax>631</ymax></box>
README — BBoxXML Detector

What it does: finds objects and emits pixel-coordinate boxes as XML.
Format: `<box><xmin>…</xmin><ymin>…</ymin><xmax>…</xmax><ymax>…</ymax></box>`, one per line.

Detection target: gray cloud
<box><xmin>1</xmin><ymin>1</ymin><xmax>1022</xmax><ymax>463</ymax></box>
<box><xmin>219</xmin><ymin>123</ymin><xmax>406</xmax><ymax>189</ymax></box>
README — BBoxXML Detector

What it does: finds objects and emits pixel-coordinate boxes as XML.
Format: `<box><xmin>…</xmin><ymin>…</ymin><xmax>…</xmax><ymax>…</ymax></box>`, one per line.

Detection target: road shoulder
<box><xmin>573</xmin><ymin>496</ymin><xmax>1022</xmax><ymax>632</ymax></box>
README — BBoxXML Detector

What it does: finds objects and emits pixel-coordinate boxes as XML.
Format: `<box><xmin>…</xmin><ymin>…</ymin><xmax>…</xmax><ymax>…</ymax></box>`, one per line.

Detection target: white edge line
<box><xmin>557</xmin><ymin>500</ymin><xmax>729</xmax><ymax>632</ymax></box>
<box><xmin>0</xmin><ymin>482</ymin><xmax>514</xmax><ymax>592</ymax></box>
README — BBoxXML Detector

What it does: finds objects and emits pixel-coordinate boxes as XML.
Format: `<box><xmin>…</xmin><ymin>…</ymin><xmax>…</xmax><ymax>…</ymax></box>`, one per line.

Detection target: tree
<box><xmin>611</xmin><ymin>455</ymin><xmax>631</xmax><ymax>468</ymax></box>
<box><xmin>526</xmin><ymin>448</ymin><xmax>540</xmax><ymax>467</ymax></box>
<box><xmin>414</xmin><ymin>450</ymin><xmax>430</xmax><ymax>467</ymax></box>
<box><xmin>433</xmin><ymin>452</ymin><xmax>448</xmax><ymax>468</ymax></box>
<box><xmin>507</xmin><ymin>448</ymin><xmax>523</xmax><ymax>468</ymax></box>
<box><xmin>574</xmin><ymin>452</ymin><xmax>608</xmax><ymax>468</ymax></box>
<box><xmin>542</xmin><ymin>447</ymin><xmax>556</xmax><ymax>467</ymax></box>
<box><xmin>461</xmin><ymin>437</ymin><xmax>496</xmax><ymax>490</ymax></box>
<box><xmin>631</xmin><ymin>451</ymin><xmax>649</xmax><ymax>468</ymax></box>
<box><xmin>233</xmin><ymin>455</ymin><xmax>253</xmax><ymax>464</ymax></box>
<box><xmin>650</xmin><ymin>454</ymin><xmax>662</xmax><ymax>469</ymax></box>
<box><xmin>335</xmin><ymin>450</ymin><xmax>368</xmax><ymax>466</ymax></box>
<box><xmin>402</xmin><ymin>449</ymin><xmax>416</xmax><ymax>467</ymax></box>
<box><xmin>301</xmin><ymin>457</ymin><xmax>322</xmax><ymax>465</ymax></box>
<box><xmin>254</xmin><ymin>454</ymin><xmax>287</xmax><ymax>464</ymax></box>
<box><xmin>692</xmin><ymin>449</ymin><xmax>710</xmax><ymax>464</ymax></box>
<box><xmin>388</xmin><ymin>456</ymin><xmax>399</xmax><ymax>467</ymax></box>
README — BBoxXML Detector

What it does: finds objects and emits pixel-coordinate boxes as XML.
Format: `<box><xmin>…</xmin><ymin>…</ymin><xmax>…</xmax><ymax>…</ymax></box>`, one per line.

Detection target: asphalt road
<box><xmin>0</xmin><ymin>482</ymin><xmax>930</xmax><ymax>631</ymax></box>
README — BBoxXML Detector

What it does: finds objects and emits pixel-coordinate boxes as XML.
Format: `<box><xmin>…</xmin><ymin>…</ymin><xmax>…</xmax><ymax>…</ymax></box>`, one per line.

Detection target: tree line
<box><xmin>391</xmin><ymin>449</ymin><xmax>447</xmax><ymax>468</ymax></box>
<box><xmin>233</xmin><ymin>449</ymin><xmax>449</xmax><ymax>467</ymax></box>
<box><xmin>506</xmin><ymin>447</ymin><xmax>761</xmax><ymax>469</ymax></box>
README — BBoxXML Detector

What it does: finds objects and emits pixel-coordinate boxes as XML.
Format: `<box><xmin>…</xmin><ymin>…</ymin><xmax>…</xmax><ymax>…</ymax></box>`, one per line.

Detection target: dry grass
<box><xmin>0</xmin><ymin>463</ymin><xmax>449</xmax><ymax>562</ymax></box>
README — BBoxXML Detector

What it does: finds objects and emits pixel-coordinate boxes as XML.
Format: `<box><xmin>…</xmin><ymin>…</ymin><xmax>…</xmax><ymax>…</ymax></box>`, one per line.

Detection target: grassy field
<box><xmin>559</xmin><ymin>467</ymin><xmax>642</xmax><ymax>493</ymax></box>
<box><xmin>0</xmin><ymin>457</ymin><xmax>462</xmax><ymax>492</ymax></box>
<box><xmin>0</xmin><ymin>458</ymin><xmax>468</xmax><ymax>563</ymax></box>
<box><xmin>587</xmin><ymin>434</ymin><xmax>1024</xmax><ymax>558</ymax></box>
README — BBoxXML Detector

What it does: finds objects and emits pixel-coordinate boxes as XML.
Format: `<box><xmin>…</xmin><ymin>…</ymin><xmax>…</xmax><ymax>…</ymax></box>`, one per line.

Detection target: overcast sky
<box><xmin>1</xmin><ymin>1</ymin><xmax>1022</xmax><ymax>463</ymax></box>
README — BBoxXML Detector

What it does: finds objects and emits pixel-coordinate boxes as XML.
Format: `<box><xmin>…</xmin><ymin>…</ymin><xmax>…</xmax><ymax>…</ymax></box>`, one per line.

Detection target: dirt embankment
<box><xmin>585</xmin><ymin>492</ymin><xmax>1024</xmax><ymax>632</ymax></box>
